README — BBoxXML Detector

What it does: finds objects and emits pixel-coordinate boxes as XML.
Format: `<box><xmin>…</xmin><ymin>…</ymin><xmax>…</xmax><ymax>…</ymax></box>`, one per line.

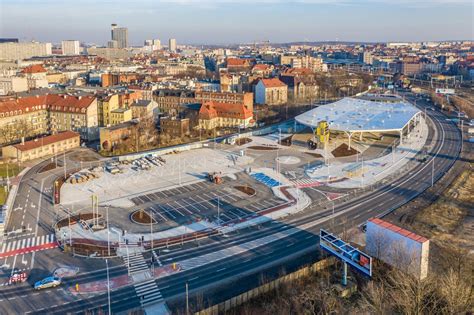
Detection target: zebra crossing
<box><xmin>134</xmin><ymin>279</ymin><xmax>164</xmax><ymax>307</ymax></box>
<box><xmin>123</xmin><ymin>252</ymin><xmax>149</xmax><ymax>275</ymax></box>
<box><xmin>292</xmin><ymin>178</ymin><xmax>323</xmax><ymax>188</ymax></box>
<box><xmin>0</xmin><ymin>234</ymin><xmax>57</xmax><ymax>258</ymax></box>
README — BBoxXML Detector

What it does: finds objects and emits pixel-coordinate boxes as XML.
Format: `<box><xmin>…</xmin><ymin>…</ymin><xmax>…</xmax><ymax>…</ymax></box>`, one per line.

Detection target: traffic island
<box><xmin>131</xmin><ymin>210</ymin><xmax>157</xmax><ymax>225</ymax></box>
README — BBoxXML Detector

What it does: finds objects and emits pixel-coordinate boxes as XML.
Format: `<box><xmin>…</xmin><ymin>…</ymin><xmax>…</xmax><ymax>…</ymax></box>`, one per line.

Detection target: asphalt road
<box><xmin>0</xmin><ymin>95</ymin><xmax>461</xmax><ymax>314</ymax></box>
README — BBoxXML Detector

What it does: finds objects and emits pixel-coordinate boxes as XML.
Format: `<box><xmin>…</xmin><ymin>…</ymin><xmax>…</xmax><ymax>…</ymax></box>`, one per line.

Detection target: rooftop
<box><xmin>295</xmin><ymin>97</ymin><xmax>421</xmax><ymax>133</ymax></box>
<box><xmin>368</xmin><ymin>218</ymin><xmax>429</xmax><ymax>243</ymax></box>
<box><xmin>13</xmin><ymin>131</ymin><xmax>80</xmax><ymax>152</ymax></box>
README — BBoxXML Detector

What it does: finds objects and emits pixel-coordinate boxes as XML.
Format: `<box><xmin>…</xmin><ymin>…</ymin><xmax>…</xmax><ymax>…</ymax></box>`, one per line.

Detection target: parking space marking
<box><xmin>149</xmin><ymin>206</ymin><xmax>168</xmax><ymax>222</ymax></box>
<box><xmin>157</xmin><ymin>204</ymin><xmax>177</xmax><ymax>219</ymax></box>
<box><xmin>175</xmin><ymin>200</ymin><xmax>194</xmax><ymax>214</ymax></box>
<box><xmin>168</xmin><ymin>203</ymin><xmax>185</xmax><ymax>216</ymax></box>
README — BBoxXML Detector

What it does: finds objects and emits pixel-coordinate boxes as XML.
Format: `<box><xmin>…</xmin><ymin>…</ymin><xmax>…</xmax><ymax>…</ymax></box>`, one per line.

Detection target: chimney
<box><xmin>21</xmin><ymin>137</ymin><xmax>25</xmax><ymax>145</ymax></box>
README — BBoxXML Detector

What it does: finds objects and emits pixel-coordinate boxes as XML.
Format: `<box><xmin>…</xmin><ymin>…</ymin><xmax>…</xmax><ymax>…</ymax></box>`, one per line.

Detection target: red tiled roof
<box><xmin>21</xmin><ymin>64</ymin><xmax>47</xmax><ymax>74</ymax></box>
<box><xmin>13</xmin><ymin>131</ymin><xmax>80</xmax><ymax>152</ymax></box>
<box><xmin>199</xmin><ymin>101</ymin><xmax>252</xmax><ymax>120</ymax></box>
<box><xmin>253</xmin><ymin>64</ymin><xmax>270</xmax><ymax>71</ymax></box>
<box><xmin>259</xmin><ymin>78</ymin><xmax>286</xmax><ymax>88</ymax></box>
<box><xmin>368</xmin><ymin>218</ymin><xmax>429</xmax><ymax>243</ymax></box>
<box><xmin>0</xmin><ymin>94</ymin><xmax>96</xmax><ymax>116</ymax></box>
<box><xmin>226</xmin><ymin>58</ymin><xmax>254</xmax><ymax>67</ymax></box>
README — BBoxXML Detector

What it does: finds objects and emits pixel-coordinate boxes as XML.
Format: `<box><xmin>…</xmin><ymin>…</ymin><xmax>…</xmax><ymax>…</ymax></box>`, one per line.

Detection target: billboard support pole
<box><xmin>342</xmin><ymin>261</ymin><xmax>348</xmax><ymax>286</ymax></box>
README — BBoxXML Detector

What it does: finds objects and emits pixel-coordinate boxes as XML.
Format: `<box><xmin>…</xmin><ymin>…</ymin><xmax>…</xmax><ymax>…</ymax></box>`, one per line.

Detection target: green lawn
<box><xmin>0</xmin><ymin>186</ymin><xmax>8</xmax><ymax>205</ymax></box>
<box><xmin>0</xmin><ymin>163</ymin><xmax>24</xmax><ymax>178</ymax></box>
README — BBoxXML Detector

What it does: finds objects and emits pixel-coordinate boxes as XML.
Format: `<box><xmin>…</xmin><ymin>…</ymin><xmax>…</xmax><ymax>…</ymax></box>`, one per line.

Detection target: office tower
<box><xmin>144</xmin><ymin>39</ymin><xmax>153</xmax><ymax>46</ymax></box>
<box><xmin>169</xmin><ymin>38</ymin><xmax>177</xmax><ymax>52</ymax></box>
<box><xmin>107</xmin><ymin>40</ymin><xmax>119</xmax><ymax>48</ymax></box>
<box><xmin>61</xmin><ymin>40</ymin><xmax>80</xmax><ymax>55</ymax></box>
<box><xmin>111</xmin><ymin>24</ymin><xmax>128</xmax><ymax>48</ymax></box>
<box><xmin>153</xmin><ymin>39</ymin><xmax>161</xmax><ymax>50</ymax></box>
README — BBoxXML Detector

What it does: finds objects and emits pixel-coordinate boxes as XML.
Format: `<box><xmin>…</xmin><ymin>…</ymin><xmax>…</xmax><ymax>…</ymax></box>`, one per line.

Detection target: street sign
<box><xmin>320</xmin><ymin>229</ymin><xmax>372</xmax><ymax>278</ymax></box>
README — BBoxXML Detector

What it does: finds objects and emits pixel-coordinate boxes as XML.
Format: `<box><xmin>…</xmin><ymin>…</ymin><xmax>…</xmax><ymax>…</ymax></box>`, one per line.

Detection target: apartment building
<box><xmin>198</xmin><ymin>101</ymin><xmax>253</xmax><ymax>130</ymax></box>
<box><xmin>2</xmin><ymin>131</ymin><xmax>80</xmax><ymax>162</ymax></box>
<box><xmin>194</xmin><ymin>91</ymin><xmax>254</xmax><ymax>112</ymax></box>
<box><xmin>0</xmin><ymin>42</ymin><xmax>52</xmax><ymax>60</ymax></box>
<box><xmin>0</xmin><ymin>76</ymin><xmax>28</xmax><ymax>95</ymax></box>
<box><xmin>153</xmin><ymin>89</ymin><xmax>195</xmax><ymax>116</ymax></box>
<box><xmin>0</xmin><ymin>94</ymin><xmax>99</xmax><ymax>144</ymax></box>
<box><xmin>61</xmin><ymin>40</ymin><xmax>81</xmax><ymax>55</ymax></box>
<box><xmin>110</xmin><ymin>107</ymin><xmax>132</xmax><ymax>126</ymax></box>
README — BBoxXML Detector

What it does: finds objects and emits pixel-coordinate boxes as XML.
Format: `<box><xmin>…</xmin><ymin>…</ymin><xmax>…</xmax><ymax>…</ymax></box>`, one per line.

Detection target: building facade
<box><xmin>61</xmin><ymin>40</ymin><xmax>81</xmax><ymax>55</ymax></box>
<box><xmin>194</xmin><ymin>91</ymin><xmax>254</xmax><ymax>112</ymax></box>
<box><xmin>255</xmin><ymin>78</ymin><xmax>288</xmax><ymax>105</ymax></box>
<box><xmin>0</xmin><ymin>42</ymin><xmax>52</xmax><ymax>60</ymax></box>
<box><xmin>2</xmin><ymin>131</ymin><xmax>80</xmax><ymax>162</ymax></box>
<box><xmin>111</xmin><ymin>24</ymin><xmax>128</xmax><ymax>48</ymax></box>
<box><xmin>160</xmin><ymin>117</ymin><xmax>190</xmax><ymax>138</ymax></box>
<box><xmin>198</xmin><ymin>101</ymin><xmax>253</xmax><ymax>130</ymax></box>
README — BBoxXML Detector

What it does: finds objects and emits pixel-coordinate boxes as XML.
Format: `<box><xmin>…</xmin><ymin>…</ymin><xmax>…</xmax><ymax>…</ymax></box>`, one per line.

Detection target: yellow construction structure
<box><xmin>315</xmin><ymin>120</ymin><xmax>330</xmax><ymax>144</ymax></box>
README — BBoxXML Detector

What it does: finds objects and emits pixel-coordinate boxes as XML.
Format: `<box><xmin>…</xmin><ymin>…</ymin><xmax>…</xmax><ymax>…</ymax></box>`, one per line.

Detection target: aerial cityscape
<box><xmin>0</xmin><ymin>0</ymin><xmax>472</xmax><ymax>314</ymax></box>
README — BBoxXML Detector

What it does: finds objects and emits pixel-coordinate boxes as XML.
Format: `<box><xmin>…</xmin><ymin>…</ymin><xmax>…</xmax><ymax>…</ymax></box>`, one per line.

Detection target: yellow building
<box><xmin>98</xmin><ymin>94</ymin><xmax>121</xmax><ymax>126</ymax></box>
<box><xmin>110</xmin><ymin>108</ymin><xmax>132</xmax><ymax>126</ymax></box>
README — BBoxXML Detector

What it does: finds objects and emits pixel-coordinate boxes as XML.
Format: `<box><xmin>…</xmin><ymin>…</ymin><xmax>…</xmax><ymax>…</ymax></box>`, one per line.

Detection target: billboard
<box><xmin>435</xmin><ymin>88</ymin><xmax>455</xmax><ymax>95</ymax></box>
<box><xmin>319</xmin><ymin>229</ymin><xmax>372</xmax><ymax>277</ymax></box>
<box><xmin>365</xmin><ymin>218</ymin><xmax>429</xmax><ymax>279</ymax></box>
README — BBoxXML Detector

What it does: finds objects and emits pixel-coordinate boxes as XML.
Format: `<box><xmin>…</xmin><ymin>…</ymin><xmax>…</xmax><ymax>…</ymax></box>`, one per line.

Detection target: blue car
<box><xmin>34</xmin><ymin>276</ymin><xmax>62</xmax><ymax>290</ymax></box>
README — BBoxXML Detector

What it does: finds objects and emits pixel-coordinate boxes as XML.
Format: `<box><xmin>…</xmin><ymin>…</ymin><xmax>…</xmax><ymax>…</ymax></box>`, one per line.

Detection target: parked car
<box><xmin>34</xmin><ymin>276</ymin><xmax>62</xmax><ymax>290</ymax></box>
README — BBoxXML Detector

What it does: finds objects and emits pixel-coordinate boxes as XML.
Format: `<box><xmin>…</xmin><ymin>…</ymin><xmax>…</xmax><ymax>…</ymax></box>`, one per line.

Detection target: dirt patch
<box><xmin>131</xmin><ymin>209</ymin><xmax>157</xmax><ymax>224</ymax></box>
<box><xmin>305</xmin><ymin>152</ymin><xmax>323</xmax><ymax>158</ymax></box>
<box><xmin>39</xmin><ymin>162</ymin><xmax>56</xmax><ymax>173</ymax></box>
<box><xmin>409</xmin><ymin>168</ymin><xmax>474</xmax><ymax>250</ymax></box>
<box><xmin>68</xmin><ymin>151</ymin><xmax>101</xmax><ymax>162</ymax></box>
<box><xmin>234</xmin><ymin>185</ymin><xmax>256</xmax><ymax>196</ymax></box>
<box><xmin>236</xmin><ymin>138</ymin><xmax>252</xmax><ymax>145</ymax></box>
<box><xmin>56</xmin><ymin>213</ymin><xmax>102</xmax><ymax>229</ymax></box>
<box><xmin>248</xmin><ymin>146</ymin><xmax>278</xmax><ymax>151</ymax></box>
<box><xmin>331</xmin><ymin>143</ymin><xmax>359</xmax><ymax>157</ymax></box>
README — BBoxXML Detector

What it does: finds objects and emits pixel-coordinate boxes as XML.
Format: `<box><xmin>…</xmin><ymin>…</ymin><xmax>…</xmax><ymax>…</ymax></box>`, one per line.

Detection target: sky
<box><xmin>0</xmin><ymin>0</ymin><xmax>472</xmax><ymax>45</ymax></box>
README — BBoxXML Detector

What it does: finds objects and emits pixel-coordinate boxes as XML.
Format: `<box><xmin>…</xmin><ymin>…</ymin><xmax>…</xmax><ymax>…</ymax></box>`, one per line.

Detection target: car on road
<box><xmin>34</xmin><ymin>276</ymin><xmax>62</xmax><ymax>290</ymax></box>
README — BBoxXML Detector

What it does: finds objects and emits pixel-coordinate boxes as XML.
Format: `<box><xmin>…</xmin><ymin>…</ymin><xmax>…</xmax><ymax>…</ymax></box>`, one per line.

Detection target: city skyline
<box><xmin>0</xmin><ymin>0</ymin><xmax>472</xmax><ymax>45</ymax></box>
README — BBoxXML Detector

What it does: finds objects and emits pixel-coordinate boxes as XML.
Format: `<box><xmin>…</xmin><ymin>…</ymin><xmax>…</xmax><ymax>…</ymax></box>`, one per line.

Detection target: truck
<box><xmin>207</xmin><ymin>172</ymin><xmax>223</xmax><ymax>184</ymax></box>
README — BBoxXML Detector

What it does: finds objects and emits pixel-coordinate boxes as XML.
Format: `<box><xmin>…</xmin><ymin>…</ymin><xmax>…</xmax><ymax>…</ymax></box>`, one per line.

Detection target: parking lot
<box><xmin>129</xmin><ymin>173</ymin><xmax>288</xmax><ymax>228</ymax></box>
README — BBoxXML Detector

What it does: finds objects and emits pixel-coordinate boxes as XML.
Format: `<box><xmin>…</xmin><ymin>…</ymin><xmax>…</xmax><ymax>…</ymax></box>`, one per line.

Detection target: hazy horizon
<box><xmin>0</xmin><ymin>0</ymin><xmax>472</xmax><ymax>46</ymax></box>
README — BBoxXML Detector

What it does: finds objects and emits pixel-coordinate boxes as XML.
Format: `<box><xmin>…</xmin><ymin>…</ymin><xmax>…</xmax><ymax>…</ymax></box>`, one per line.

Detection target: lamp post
<box><xmin>106</xmin><ymin>259</ymin><xmax>111</xmax><ymax>315</ymax></box>
<box><xmin>106</xmin><ymin>206</ymin><xmax>110</xmax><ymax>257</ymax></box>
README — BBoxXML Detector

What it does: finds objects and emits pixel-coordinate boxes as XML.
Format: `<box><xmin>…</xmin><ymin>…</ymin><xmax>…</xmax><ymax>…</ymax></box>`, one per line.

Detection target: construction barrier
<box><xmin>194</xmin><ymin>257</ymin><xmax>335</xmax><ymax>315</ymax></box>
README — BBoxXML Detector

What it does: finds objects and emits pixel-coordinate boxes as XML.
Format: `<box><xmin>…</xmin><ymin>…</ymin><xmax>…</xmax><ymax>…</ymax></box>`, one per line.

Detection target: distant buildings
<box><xmin>169</xmin><ymin>38</ymin><xmax>177</xmax><ymax>52</ymax></box>
<box><xmin>255</xmin><ymin>78</ymin><xmax>288</xmax><ymax>105</ymax></box>
<box><xmin>0</xmin><ymin>41</ymin><xmax>52</xmax><ymax>60</ymax></box>
<box><xmin>61</xmin><ymin>40</ymin><xmax>81</xmax><ymax>55</ymax></box>
<box><xmin>111</xmin><ymin>24</ymin><xmax>128</xmax><ymax>48</ymax></box>
<box><xmin>0</xmin><ymin>76</ymin><xmax>28</xmax><ymax>95</ymax></box>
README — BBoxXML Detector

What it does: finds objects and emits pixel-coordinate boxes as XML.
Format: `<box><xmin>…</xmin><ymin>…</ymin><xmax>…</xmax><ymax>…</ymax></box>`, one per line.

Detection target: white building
<box><xmin>0</xmin><ymin>42</ymin><xmax>52</xmax><ymax>60</ymax></box>
<box><xmin>169</xmin><ymin>38</ymin><xmax>177</xmax><ymax>52</ymax></box>
<box><xmin>61</xmin><ymin>40</ymin><xmax>80</xmax><ymax>55</ymax></box>
<box><xmin>0</xmin><ymin>76</ymin><xmax>28</xmax><ymax>95</ymax></box>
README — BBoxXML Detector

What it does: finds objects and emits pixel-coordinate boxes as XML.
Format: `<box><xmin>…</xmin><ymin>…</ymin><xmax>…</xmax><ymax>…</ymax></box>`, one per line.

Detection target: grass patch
<box><xmin>0</xmin><ymin>163</ymin><xmax>23</xmax><ymax>178</ymax></box>
<box><xmin>0</xmin><ymin>186</ymin><xmax>8</xmax><ymax>205</ymax></box>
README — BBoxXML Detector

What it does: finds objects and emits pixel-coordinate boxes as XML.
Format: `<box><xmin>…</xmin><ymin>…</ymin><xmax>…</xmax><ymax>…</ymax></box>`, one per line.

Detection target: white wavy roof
<box><xmin>295</xmin><ymin>97</ymin><xmax>420</xmax><ymax>133</ymax></box>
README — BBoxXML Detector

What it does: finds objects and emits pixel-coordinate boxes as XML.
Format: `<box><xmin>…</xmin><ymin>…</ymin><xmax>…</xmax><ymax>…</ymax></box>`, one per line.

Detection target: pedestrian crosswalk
<box><xmin>292</xmin><ymin>178</ymin><xmax>323</xmax><ymax>188</ymax></box>
<box><xmin>134</xmin><ymin>279</ymin><xmax>164</xmax><ymax>307</ymax></box>
<box><xmin>0</xmin><ymin>233</ymin><xmax>56</xmax><ymax>255</ymax></box>
<box><xmin>123</xmin><ymin>252</ymin><xmax>149</xmax><ymax>275</ymax></box>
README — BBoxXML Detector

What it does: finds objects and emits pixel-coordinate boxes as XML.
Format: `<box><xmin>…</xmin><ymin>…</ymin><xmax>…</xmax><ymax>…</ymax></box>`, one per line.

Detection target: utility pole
<box><xmin>186</xmin><ymin>282</ymin><xmax>189</xmax><ymax>315</ymax></box>
<box><xmin>431</xmin><ymin>158</ymin><xmax>434</xmax><ymax>187</ymax></box>
<box><xmin>107</xmin><ymin>206</ymin><xmax>110</xmax><ymax>256</ymax></box>
<box><xmin>63</xmin><ymin>151</ymin><xmax>67</xmax><ymax>179</ymax></box>
<box><xmin>106</xmin><ymin>259</ymin><xmax>111</xmax><ymax>315</ymax></box>
<box><xmin>150</xmin><ymin>208</ymin><xmax>153</xmax><ymax>251</ymax></box>
<box><xmin>217</xmin><ymin>197</ymin><xmax>220</xmax><ymax>226</ymax></box>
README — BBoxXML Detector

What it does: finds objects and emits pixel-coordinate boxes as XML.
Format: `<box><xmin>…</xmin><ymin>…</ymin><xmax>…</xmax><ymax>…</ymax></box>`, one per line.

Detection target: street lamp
<box><xmin>106</xmin><ymin>259</ymin><xmax>111</xmax><ymax>315</ymax></box>
<box><xmin>106</xmin><ymin>206</ymin><xmax>110</xmax><ymax>257</ymax></box>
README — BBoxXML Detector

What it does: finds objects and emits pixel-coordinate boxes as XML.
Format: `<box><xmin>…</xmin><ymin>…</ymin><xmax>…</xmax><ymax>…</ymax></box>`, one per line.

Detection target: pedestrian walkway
<box><xmin>134</xmin><ymin>278</ymin><xmax>164</xmax><ymax>307</ymax></box>
<box><xmin>123</xmin><ymin>252</ymin><xmax>149</xmax><ymax>275</ymax></box>
<box><xmin>0</xmin><ymin>233</ymin><xmax>57</xmax><ymax>258</ymax></box>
